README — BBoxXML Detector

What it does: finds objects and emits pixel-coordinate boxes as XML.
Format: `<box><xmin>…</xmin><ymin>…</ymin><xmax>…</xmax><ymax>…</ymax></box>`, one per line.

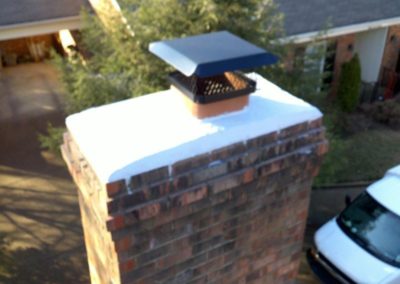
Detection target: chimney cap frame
<box><xmin>149</xmin><ymin>31</ymin><xmax>278</xmax><ymax>78</ymax></box>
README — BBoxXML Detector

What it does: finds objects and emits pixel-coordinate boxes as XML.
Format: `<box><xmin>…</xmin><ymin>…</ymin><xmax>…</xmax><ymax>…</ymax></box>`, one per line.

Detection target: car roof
<box><xmin>385</xmin><ymin>164</ymin><xmax>400</xmax><ymax>178</ymax></box>
<box><xmin>367</xmin><ymin>165</ymin><xmax>400</xmax><ymax>217</ymax></box>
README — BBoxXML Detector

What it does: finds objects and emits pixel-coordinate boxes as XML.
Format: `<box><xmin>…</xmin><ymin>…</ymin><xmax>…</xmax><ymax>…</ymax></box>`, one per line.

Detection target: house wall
<box><xmin>354</xmin><ymin>28</ymin><xmax>388</xmax><ymax>83</ymax></box>
<box><xmin>380</xmin><ymin>25</ymin><xmax>400</xmax><ymax>74</ymax></box>
<box><xmin>288</xmin><ymin>24</ymin><xmax>400</xmax><ymax>96</ymax></box>
<box><xmin>286</xmin><ymin>35</ymin><xmax>355</xmax><ymax>97</ymax></box>
<box><xmin>330</xmin><ymin>34</ymin><xmax>355</xmax><ymax>96</ymax></box>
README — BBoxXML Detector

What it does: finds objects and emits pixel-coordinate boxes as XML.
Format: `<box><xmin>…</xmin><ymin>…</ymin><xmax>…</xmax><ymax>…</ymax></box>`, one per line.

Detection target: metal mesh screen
<box><xmin>169</xmin><ymin>71</ymin><xmax>255</xmax><ymax>104</ymax></box>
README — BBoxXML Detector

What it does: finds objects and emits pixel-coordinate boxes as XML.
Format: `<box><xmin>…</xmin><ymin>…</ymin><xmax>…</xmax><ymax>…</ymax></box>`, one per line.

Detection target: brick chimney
<box><xmin>62</xmin><ymin>32</ymin><xmax>328</xmax><ymax>284</ymax></box>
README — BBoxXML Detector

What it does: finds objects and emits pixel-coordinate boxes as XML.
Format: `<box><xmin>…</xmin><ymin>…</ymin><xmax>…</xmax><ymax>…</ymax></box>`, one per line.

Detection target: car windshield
<box><xmin>337</xmin><ymin>193</ymin><xmax>400</xmax><ymax>268</ymax></box>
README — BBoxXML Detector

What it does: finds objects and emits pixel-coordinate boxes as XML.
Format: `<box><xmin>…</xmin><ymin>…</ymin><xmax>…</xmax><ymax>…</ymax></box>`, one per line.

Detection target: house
<box><xmin>276</xmin><ymin>0</ymin><xmax>400</xmax><ymax>98</ymax></box>
<box><xmin>0</xmin><ymin>0</ymin><xmax>88</xmax><ymax>66</ymax></box>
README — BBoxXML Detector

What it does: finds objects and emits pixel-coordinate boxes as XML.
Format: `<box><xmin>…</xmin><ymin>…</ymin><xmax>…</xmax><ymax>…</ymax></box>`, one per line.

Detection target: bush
<box><xmin>337</xmin><ymin>54</ymin><xmax>361</xmax><ymax>112</ymax></box>
<box><xmin>38</xmin><ymin>124</ymin><xmax>65</xmax><ymax>155</ymax></box>
<box><xmin>360</xmin><ymin>99</ymin><xmax>400</xmax><ymax>129</ymax></box>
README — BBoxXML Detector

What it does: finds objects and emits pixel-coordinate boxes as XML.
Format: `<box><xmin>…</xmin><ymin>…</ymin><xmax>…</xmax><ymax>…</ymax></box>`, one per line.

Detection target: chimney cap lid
<box><xmin>149</xmin><ymin>31</ymin><xmax>278</xmax><ymax>77</ymax></box>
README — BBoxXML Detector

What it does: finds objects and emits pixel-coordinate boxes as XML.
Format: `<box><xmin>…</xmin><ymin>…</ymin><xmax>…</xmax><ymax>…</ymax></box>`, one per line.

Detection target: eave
<box><xmin>0</xmin><ymin>16</ymin><xmax>82</xmax><ymax>41</ymax></box>
<box><xmin>282</xmin><ymin>16</ymin><xmax>400</xmax><ymax>44</ymax></box>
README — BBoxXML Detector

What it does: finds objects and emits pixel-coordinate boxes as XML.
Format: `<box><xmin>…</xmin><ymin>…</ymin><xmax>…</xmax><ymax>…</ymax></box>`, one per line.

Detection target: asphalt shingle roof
<box><xmin>0</xmin><ymin>0</ymin><xmax>89</xmax><ymax>26</ymax></box>
<box><xmin>276</xmin><ymin>0</ymin><xmax>400</xmax><ymax>36</ymax></box>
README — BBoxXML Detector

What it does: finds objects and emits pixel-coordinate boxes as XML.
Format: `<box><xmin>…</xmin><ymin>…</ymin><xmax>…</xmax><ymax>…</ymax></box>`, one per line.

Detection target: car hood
<box><xmin>315</xmin><ymin>219</ymin><xmax>400</xmax><ymax>284</ymax></box>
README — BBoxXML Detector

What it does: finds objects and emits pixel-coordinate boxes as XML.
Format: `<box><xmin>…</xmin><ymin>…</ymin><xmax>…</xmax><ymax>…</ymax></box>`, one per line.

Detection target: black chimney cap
<box><xmin>149</xmin><ymin>31</ymin><xmax>278</xmax><ymax>77</ymax></box>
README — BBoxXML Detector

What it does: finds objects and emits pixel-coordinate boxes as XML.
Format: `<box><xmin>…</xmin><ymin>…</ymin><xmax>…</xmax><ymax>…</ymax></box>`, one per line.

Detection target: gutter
<box><xmin>0</xmin><ymin>16</ymin><xmax>82</xmax><ymax>41</ymax></box>
<box><xmin>281</xmin><ymin>16</ymin><xmax>400</xmax><ymax>44</ymax></box>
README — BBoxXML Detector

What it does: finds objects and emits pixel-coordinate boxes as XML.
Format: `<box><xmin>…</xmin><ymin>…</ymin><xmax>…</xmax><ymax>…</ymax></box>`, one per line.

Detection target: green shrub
<box><xmin>337</xmin><ymin>54</ymin><xmax>361</xmax><ymax>112</ymax></box>
<box><xmin>361</xmin><ymin>99</ymin><xmax>400</xmax><ymax>129</ymax></box>
<box><xmin>38</xmin><ymin>124</ymin><xmax>65</xmax><ymax>155</ymax></box>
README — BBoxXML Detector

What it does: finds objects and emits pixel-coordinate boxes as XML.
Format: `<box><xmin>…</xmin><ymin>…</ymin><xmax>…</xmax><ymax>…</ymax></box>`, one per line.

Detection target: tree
<box><xmin>59</xmin><ymin>0</ymin><xmax>330</xmax><ymax>111</ymax></box>
<box><xmin>42</xmin><ymin>0</ymin><xmax>327</xmax><ymax>152</ymax></box>
<box><xmin>337</xmin><ymin>54</ymin><xmax>362</xmax><ymax>112</ymax></box>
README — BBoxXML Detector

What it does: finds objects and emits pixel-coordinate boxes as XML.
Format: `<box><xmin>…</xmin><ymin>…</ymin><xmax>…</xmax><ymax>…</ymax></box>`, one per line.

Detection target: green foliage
<box><xmin>361</xmin><ymin>99</ymin><xmax>400</xmax><ymax>129</ymax></box>
<box><xmin>314</xmin><ymin>109</ymin><xmax>347</xmax><ymax>185</ymax></box>
<box><xmin>314</xmin><ymin>131</ymin><xmax>348</xmax><ymax>186</ymax></box>
<box><xmin>52</xmin><ymin>11</ymin><xmax>134</xmax><ymax>114</ymax></box>
<box><xmin>337</xmin><ymin>54</ymin><xmax>361</xmax><ymax>112</ymax></box>
<box><xmin>315</xmin><ymin>104</ymin><xmax>400</xmax><ymax>185</ymax></box>
<box><xmin>54</xmin><ymin>0</ymin><xmax>327</xmax><ymax>114</ymax></box>
<box><xmin>44</xmin><ymin>0</ymin><xmax>328</xmax><ymax>153</ymax></box>
<box><xmin>266</xmin><ymin>41</ymin><xmax>328</xmax><ymax>107</ymax></box>
<box><xmin>38</xmin><ymin>124</ymin><xmax>65</xmax><ymax>155</ymax></box>
<box><xmin>316</xmin><ymin>127</ymin><xmax>400</xmax><ymax>185</ymax></box>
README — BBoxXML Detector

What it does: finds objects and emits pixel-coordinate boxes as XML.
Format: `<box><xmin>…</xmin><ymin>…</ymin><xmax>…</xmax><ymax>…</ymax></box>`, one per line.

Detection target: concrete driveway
<box><xmin>0</xmin><ymin>63</ymin><xmax>64</xmax><ymax>123</ymax></box>
<box><xmin>0</xmin><ymin>63</ymin><xmax>89</xmax><ymax>284</ymax></box>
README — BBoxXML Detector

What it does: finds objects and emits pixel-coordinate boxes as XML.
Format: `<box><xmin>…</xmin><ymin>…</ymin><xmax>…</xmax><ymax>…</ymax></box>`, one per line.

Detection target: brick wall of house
<box><xmin>380</xmin><ymin>25</ymin><xmax>400</xmax><ymax>75</ymax></box>
<box><xmin>0</xmin><ymin>35</ymin><xmax>54</xmax><ymax>65</ymax></box>
<box><xmin>62</xmin><ymin>118</ymin><xmax>327</xmax><ymax>284</ymax></box>
<box><xmin>330</xmin><ymin>34</ymin><xmax>355</xmax><ymax>96</ymax></box>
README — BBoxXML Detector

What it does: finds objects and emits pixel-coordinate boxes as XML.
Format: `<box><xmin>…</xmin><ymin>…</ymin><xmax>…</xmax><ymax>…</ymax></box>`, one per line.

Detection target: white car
<box><xmin>308</xmin><ymin>165</ymin><xmax>400</xmax><ymax>284</ymax></box>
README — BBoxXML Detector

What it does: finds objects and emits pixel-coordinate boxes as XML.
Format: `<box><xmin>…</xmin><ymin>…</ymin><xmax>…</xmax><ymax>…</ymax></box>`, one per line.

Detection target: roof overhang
<box><xmin>0</xmin><ymin>16</ymin><xmax>82</xmax><ymax>41</ymax></box>
<box><xmin>281</xmin><ymin>16</ymin><xmax>400</xmax><ymax>44</ymax></box>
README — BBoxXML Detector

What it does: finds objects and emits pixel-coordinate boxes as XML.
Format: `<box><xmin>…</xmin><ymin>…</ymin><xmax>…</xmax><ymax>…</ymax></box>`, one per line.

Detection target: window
<box><xmin>337</xmin><ymin>193</ymin><xmax>400</xmax><ymax>268</ymax></box>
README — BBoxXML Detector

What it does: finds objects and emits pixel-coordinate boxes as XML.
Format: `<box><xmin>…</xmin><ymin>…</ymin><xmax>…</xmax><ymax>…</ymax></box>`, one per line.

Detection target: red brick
<box><xmin>308</xmin><ymin>118</ymin><xmax>322</xmax><ymax>129</ymax></box>
<box><xmin>209</xmin><ymin>174</ymin><xmax>241</xmax><ymax>194</ymax></box>
<box><xmin>252</xmin><ymin>254</ymin><xmax>277</xmax><ymax>271</ymax></box>
<box><xmin>247</xmin><ymin>132</ymin><xmax>278</xmax><ymax>149</ymax></box>
<box><xmin>191</xmin><ymin>162</ymin><xmax>228</xmax><ymax>184</ymax></box>
<box><xmin>138</xmin><ymin>203</ymin><xmax>161</xmax><ymax>220</ymax></box>
<box><xmin>316</xmin><ymin>140</ymin><xmax>329</xmax><ymax>155</ymax></box>
<box><xmin>107</xmin><ymin>215</ymin><xmax>125</xmax><ymax>231</ymax></box>
<box><xmin>330</xmin><ymin>34</ymin><xmax>355</xmax><ymax>96</ymax></box>
<box><xmin>257</xmin><ymin>159</ymin><xmax>284</xmax><ymax>177</ymax></box>
<box><xmin>115</xmin><ymin>235</ymin><xmax>132</xmax><ymax>252</ymax></box>
<box><xmin>380</xmin><ymin>25</ymin><xmax>400</xmax><ymax>79</ymax></box>
<box><xmin>172</xmin><ymin>153</ymin><xmax>211</xmax><ymax>176</ymax></box>
<box><xmin>178</xmin><ymin>186</ymin><xmax>208</xmax><ymax>206</ymax></box>
<box><xmin>243</xmin><ymin>149</ymin><xmax>260</xmax><ymax>166</ymax></box>
<box><xmin>120</xmin><ymin>259</ymin><xmax>136</xmax><ymax>274</ymax></box>
<box><xmin>157</xmin><ymin>247</ymin><xmax>193</xmax><ymax>269</ymax></box>
<box><xmin>130</xmin><ymin>166</ymin><xmax>169</xmax><ymax>188</ymax></box>
<box><xmin>106</xmin><ymin>179</ymin><xmax>126</xmax><ymax>197</ymax></box>
<box><xmin>242</xmin><ymin>168</ymin><xmax>255</xmax><ymax>184</ymax></box>
<box><xmin>173</xmin><ymin>174</ymin><xmax>192</xmax><ymax>190</ymax></box>
<box><xmin>62</xmin><ymin>118</ymin><xmax>328</xmax><ymax>284</ymax></box>
<box><xmin>211</xmin><ymin>142</ymin><xmax>246</xmax><ymax>161</ymax></box>
<box><xmin>278</xmin><ymin>122</ymin><xmax>308</xmax><ymax>139</ymax></box>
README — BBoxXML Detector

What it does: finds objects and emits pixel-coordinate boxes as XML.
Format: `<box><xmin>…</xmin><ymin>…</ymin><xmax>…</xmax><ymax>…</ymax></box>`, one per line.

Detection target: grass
<box><xmin>315</xmin><ymin>127</ymin><xmax>400</xmax><ymax>185</ymax></box>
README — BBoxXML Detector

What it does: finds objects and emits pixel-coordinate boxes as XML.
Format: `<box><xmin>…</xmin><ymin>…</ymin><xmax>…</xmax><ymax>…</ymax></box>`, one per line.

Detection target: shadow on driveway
<box><xmin>0</xmin><ymin>63</ymin><xmax>89</xmax><ymax>283</ymax></box>
<box><xmin>0</xmin><ymin>233</ymin><xmax>87</xmax><ymax>284</ymax></box>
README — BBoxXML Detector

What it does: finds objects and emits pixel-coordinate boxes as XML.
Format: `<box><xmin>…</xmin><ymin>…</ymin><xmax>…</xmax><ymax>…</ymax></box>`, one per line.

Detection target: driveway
<box><xmin>0</xmin><ymin>63</ymin><xmax>64</xmax><ymax>123</ymax></box>
<box><xmin>297</xmin><ymin>186</ymin><xmax>365</xmax><ymax>284</ymax></box>
<box><xmin>0</xmin><ymin>63</ymin><xmax>89</xmax><ymax>284</ymax></box>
